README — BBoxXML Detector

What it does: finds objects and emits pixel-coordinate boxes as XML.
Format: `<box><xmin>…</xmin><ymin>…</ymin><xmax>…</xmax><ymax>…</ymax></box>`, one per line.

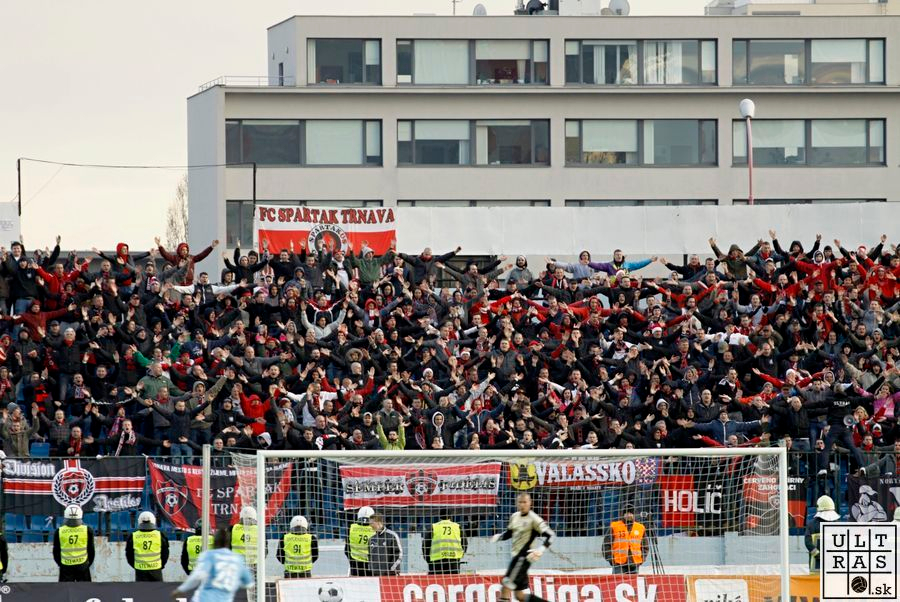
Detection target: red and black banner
<box><xmin>148</xmin><ymin>460</ymin><xmax>293</xmax><ymax>531</ymax></box>
<box><xmin>1</xmin><ymin>457</ymin><xmax>145</xmax><ymax>515</ymax></box>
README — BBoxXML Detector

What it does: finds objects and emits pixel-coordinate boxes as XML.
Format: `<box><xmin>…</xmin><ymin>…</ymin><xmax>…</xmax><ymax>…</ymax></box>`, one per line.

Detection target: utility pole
<box><xmin>452</xmin><ymin>0</ymin><xmax>461</xmax><ymax>15</ymax></box>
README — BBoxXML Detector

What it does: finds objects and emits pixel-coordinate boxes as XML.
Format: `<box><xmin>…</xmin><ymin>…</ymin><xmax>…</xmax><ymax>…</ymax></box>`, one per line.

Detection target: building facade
<box><xmin>187</xmin><ymin>14</ymin><xmax>900</xmax><ymax>264</ymax></box>
<box><xmin>707</xmin><ymin>0</ymin><xmax>900</xmax><ymax>17</ymax></box>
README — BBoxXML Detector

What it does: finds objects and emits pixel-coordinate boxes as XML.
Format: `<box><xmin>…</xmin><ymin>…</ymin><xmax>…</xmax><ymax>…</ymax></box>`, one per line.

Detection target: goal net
<box><xmin>213</xmin><ymin>448</ymin><xmax>790</xmax><ymax>602</ymax></box>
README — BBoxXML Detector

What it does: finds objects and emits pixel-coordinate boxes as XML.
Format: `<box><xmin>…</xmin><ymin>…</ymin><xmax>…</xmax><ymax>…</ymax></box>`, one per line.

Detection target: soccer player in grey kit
<box><xmin>491</xmin><ymin>492</ymin><xmax>556</xmax><ymax>602</ymax></box>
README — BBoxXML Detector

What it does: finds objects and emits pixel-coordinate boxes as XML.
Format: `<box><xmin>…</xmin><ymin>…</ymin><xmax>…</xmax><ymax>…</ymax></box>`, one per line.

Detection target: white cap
<box><xmin>290</xmin><ymin>515</ymin><xmax>308</xmax><ymax>531</ymax></box>
<box><xmin>357</xmin><ymin>506</ymin><xmax>374</xmax><ymax>522</ymax></box>
<box><xmin>894</xmin><ymin>507</ymin><xmax>900</xmax><ymax>522</ymax></box>
<box><xmin>64</xmin><ymin>505</ymin><xmax>83</xmax><ymax>520</ymax></box>
<box><xmin>138</xmin><ymin>511</ymin><xmax>156</xmax><ymax>526</ymax></box>
<box><xmin>240</xmin><ymin>506</ymin><xmax>258</xmax><ymax>522</ymax></box>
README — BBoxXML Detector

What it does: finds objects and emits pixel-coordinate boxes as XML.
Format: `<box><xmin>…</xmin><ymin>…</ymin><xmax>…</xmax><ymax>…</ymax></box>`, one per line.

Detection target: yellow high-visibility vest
<box><xmin>59</xmin><ymin>525</ymin><xmax>89</xmax><ymax>566</ymax></box>
<box><xmin>132</xmin><ymin>530</ymin><xmax>163</xmax><ymax>571</ymax></box>
<box><xmin>231</xmin><ymin>524</ymin><xmax>258</xmax><ymax>565</ymax></box>
<box><xmin>185</xmin><ymin>535</ymin><xmax>214</xmax><ymax>571</ymax></box>
<box><xmin>348</xmin><ymin>523</ymin><xmax>374</xmax><ymax>562</ymax></box>
<box><xmin>430</xmin><ymin>520</ymin><xmax>463</xmax><ymax>561</ymax></box>
<box><xmin>283</xmin><ymin>533</ymin><xmax>313</xmax><ymax>573</ymax></box>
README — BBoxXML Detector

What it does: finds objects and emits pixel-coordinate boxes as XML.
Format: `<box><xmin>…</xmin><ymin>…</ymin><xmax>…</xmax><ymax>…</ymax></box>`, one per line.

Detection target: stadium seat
<box><xmin>30</xmin><ymin>442</ymin><xmax>50</xmax><ymax>457</ymax></box>
<box><xmin>20</xmin><ymin>531</ymin><xmax>45</xmax><ymax>543</ymax></box>
<box><xmin>30</xmin><ymin>515</ymin><xmax>54</xmax><ymax>531</ymax></box>
<box><xmin>82</xmin><ymin>513</ymin><xmax>99</xmax><ymax>529</ymax></box>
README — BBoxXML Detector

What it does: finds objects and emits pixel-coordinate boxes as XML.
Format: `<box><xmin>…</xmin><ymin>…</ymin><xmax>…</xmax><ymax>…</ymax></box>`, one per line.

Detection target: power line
<box><xmin>23</xmin><ymin>164</ymin><xmax>65</xmax><ymax>208</ymax></box>
<box><xmin>18</xmin><ymin>157</ymin><xmax>249</xmax><ymax>170</ymax></box>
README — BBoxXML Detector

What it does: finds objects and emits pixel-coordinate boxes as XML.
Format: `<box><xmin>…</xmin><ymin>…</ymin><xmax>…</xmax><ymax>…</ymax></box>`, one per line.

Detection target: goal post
<box><xmin>212</xmin><ymin>447</ymin><xmax>790</xmax><ymax>602</ymax></box>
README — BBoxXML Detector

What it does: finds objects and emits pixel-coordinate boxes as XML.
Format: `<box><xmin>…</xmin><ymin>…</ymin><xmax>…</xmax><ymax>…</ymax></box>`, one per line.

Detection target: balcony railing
<box><xmin>198</xmin><ymin>75</ymin><xmax>297</xmax><ymax>92</ymax></box>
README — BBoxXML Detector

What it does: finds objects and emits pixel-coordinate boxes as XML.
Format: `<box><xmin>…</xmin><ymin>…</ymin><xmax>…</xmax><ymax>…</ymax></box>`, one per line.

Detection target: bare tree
<box><xmin>165</xmin><ymin>174</ymin><xmax>188</xmax><ymax>248</ymax></box>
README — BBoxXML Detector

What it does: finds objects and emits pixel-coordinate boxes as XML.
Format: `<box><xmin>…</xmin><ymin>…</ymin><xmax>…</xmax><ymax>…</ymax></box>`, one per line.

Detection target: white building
<box><xmin>187</xmin><ymin>12</ymin><xmax>900</xmax><ymax>270</ymax></box>
<box><xmin>706</xmin><ymin>0</ymin><xmax>900</xmax><ymax>16</ymax></box>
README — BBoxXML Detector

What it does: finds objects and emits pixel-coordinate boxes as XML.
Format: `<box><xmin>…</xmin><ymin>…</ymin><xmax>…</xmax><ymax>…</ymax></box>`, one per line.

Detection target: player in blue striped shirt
<box><xmin>175</xmin><ymin>528</ymin><xmax>253</xmax><ymax>602</ymax></box>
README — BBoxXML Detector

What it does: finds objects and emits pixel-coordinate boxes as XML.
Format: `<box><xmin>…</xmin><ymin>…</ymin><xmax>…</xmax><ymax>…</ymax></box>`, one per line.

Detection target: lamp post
<box><xmin>739</xmin><ymin>99</ymin><xmax>756</xmax><ymax>206</ymax></box>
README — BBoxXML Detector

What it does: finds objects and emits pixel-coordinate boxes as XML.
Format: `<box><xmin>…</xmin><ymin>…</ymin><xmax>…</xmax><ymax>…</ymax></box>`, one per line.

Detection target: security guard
<box><xmin>230</xmin><ymin>506</ymin><xmax>263</xmax><ymax>566</ymax></box>
<box><xmin>806</xmin><ymin>495</ymin><xmax>840</xmax><ymax>573</ymax></box>
<box><xmin>345</xmin><ymin>506</ymin><xmax>375</xmax><ymax>576</ymax></box>
<box><xmin>181</xmin><ymin>519</ymin><xmax>214</xmax><ymax>574</ymax></box>
<box><xmin>52</xmin><ymin>505</ymin><xmax>95</xmax><ymax>582</ymax></box>
<box><xmin>602</xmin><ymin>505</ymin><xmax>647</xmax><ymax>574</ymax></box>
<box><xmin>423</xmin><ymin>514</ymin><xmax>466</xmax><ymax>575</ymax></box>
<box><xmin>125</xmin><ymin>511</ymin><xmax>170</xmax><ymax>581</ymax></box>
<box><xmin>277</xmin><ymin>515</ymin><xmax>319</xmax><ymax>578</ymax></box>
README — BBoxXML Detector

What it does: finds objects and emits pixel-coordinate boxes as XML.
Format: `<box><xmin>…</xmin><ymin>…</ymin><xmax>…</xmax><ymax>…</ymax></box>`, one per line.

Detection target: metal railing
<box><xmin>198</xmin><ymin>75</ymin><xmax>297</xmax><ymax>92</ymax></box>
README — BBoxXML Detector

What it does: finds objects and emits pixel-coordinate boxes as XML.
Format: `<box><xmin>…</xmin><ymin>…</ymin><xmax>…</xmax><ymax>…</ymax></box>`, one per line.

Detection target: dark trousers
<box><xmin>135</xmin><ymin>568</ymin><xmax>163</xmax><ymax>582</ymax></box>
<box><xmin>427</xmin><ymin>559</ymin><xmax>461</xmax><ymax>575</ymax></box>
<box><xmin>284</xmin><ymin>570</ymin><xmax>312</xmax><ymax>578</ymax></box>
<box><xmin>612</xmin><ymin>563</ymin><xmax>641</xmax><ymax>574</ymax></box>
<box><xmin>59</xmin><ymin>565</ymin><xmax>92</xmax><ymax>582</ymax></box>
<box><xmin>348</xmin><ymin>561</ymin><xmax>370</xmax><ymax>577</ymax></box>
<box><xmin>819</xmin><ymin>425</ymin><xmax>865</xmax><ymax>469</ymax></box>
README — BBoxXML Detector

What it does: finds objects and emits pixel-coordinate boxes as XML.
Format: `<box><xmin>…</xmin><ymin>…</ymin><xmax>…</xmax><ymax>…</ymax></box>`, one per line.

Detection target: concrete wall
<box><xmin>7</xmin><ymin>535</ymin><xmax>811</xmax><ymax>581</ymax></box>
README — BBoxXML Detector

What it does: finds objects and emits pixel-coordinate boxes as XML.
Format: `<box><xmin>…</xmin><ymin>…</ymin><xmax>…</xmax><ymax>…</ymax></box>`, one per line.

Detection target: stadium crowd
<box><xmin>0</xmin><ymin>232</ymin><xmax>898</xmax><ymax>478</ymax></box>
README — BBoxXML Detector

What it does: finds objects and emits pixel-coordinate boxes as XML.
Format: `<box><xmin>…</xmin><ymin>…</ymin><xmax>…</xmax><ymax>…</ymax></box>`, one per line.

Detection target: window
<box><xmin>566</xmin><ymin>39</ymin><xmax>715</xmax><ymax>85</ymax></box>
<box><xmin>226</xmin><ymin>200</ymin><xmax>382</xmax><ymax>247</ymax></box>
<box><xmin>398</xmin><ymin>200</ymin><xmax>550</xmax><ymax>207</ymax></box>
<box><xmin>307</xmin><ymin>39</ymin><xmax>381</xmax><ymax>85</ymax></box>
<box><xmin>398</xmin><ymin>120</ymin><xmax>471</xmax><ymax>165</ymax></box>
<box><xmin>733</xmin><ymin>119</ymin><xmax>884</xmax><ymax>166</ymax></box>
<box><xmin>239</xmin><ymin>121</ymin><xmax>301</xmax><ymax>165</ymax></box>
<box><xmin>398</xmin><ymin>120</ymin><xmax>548</xmax><ymax>166</ymax></box>
<box><xmin>732</xmin><ymin>199</ymin><xmax>885</xmax><ymax>206</ymax></box>
<box><xmin>566</xmin><ymin>200</ymin><xmax>716</xmax><ymax>207</ymax></box>
<box><xmin>225</xmin><ymin>120</ymin><xmax>381</xmax><ymax>166</ymax></box>
<box><xmin>733</xmin><ymin>39</ymin><xmax>884</xmax><ymax>85</ymax></box>
<box><xmin>475</xmin><ymin>120</ymin><xmax>549</xmax><ymax>165</ymax></box>
<box><xmin>474</xmin><ymin>40</ymin><xmax>548</xmax><ymax>84</ymax></box>
<box><xmin>566</xmin><ymin>119</ymin><xmax>717</xmax><ymax>166</ymax></box>
<box><xmin>397</xmin><ymin>40</ymin><xmax>549</xmax><ymax>85</ymax></box>
<box><xmin>644</xmin><ymin>40</ymin><xmax>715</xmax><ymax>84</ymax></box>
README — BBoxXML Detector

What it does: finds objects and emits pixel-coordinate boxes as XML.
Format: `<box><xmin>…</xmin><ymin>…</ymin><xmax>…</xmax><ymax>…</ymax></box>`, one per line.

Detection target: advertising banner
<box><xmin>0</xmin><ymin>582</ymin><xmax>244</xmax><ymax>602</ymax></box>
<box><xmin>687</xmin><ymin>575</ymin><xmax>819</xmax><ymax>602</ymax></box>
<box><xmin>507</xmin><ymin>458</ymin><xmax>659</xmax><ymax>490</ymax></box>
<box><xmin>1</xmin><ymin>457</ymin><xmax>145</xmax><ymax>515</ymax></box>
<box><xmin>340</xmin><ymin>463</ymin><xmax>501</xmax><ymax>509</ymax></box>
<box><xmin>254</xmin><ymin>204</ymin><xmax>396</xmax><ymax>255</ymax></box>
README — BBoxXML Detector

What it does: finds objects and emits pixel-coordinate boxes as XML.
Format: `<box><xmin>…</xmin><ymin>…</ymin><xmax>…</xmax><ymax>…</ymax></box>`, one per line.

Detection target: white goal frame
<box><xmin>210</xmin><ymin>447</ymin><xmax>790</xmax><ymax>602</ymax></box>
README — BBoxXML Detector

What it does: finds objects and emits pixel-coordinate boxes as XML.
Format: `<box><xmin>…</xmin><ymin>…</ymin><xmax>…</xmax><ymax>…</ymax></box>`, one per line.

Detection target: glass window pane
<box><xmin>414</xmin><ymin>40</ymin><xmax>469</xmax><ymax>84</ymax></box>
<box><xmin>644</xmin><ymin>40</ymin><xmax>699</xmax><ymax>84</ymax></box>
<box><xmin>565</xmin><ymin>121</ymin><xmax>580</xmax><ymax>163</ymax></box>
<box><xmin>305</xmin><ymin>120</ymin><xmax>363</xmax><ymax>165</ymax></box>
<box><xmin>365</xmin><ymin>121</ymin><xmax>381</xmax><ymax>164</ymax></box>
<box><xmin>310</xmin><ymin>39</ymin><xmax>365</xmax><ymax>84</ymax></box>
<box><xmin>581</xmin><ymin>120</ymin><xmax>638</xmax><ymax>164</ymax></box>
<box><xmin>700</xmin><ymin>120</ymin><xmax>717</xmax><ymax>165</ymax></box>
<box><xmin>226</xmin><ymin>202</ymin><xmax>241</xmax><ymax>247</ymax></box>
<box><xmin>810</xmin><ymin>39</ymin><xmax>866</xmax><ymax>84</ymax></box>
<box><xmin>241</xmin><ymin>202</ymin><xmax>254</xmax><ymax>246</ymax></box>
<box><xmin>413</xmin><ymin>120</ymin><xmax>471</xmax><ymax>165</ymax></box>
<box><xmin>644</xmin><ymin>120</ymin><xmax>701</xmax><ymax>165</ymax></box>
<box><xmin>701</xmin><ymin>41</ymin><xmax>717</xmax><ymax>83</ymax></box>
<box><xmin>533</xmin><ymin>40</ymin><xmax>549</xmax><ymax>84</ymax></box>
<box><xmin>533</xmin><ymin>120</ymin><xmax>550</xmax><ymax>164</ymax></box>
<box><xmin>475</xmin><ymin>40</ymin><xmax>532</xmax><ymax>84</ymax></box>
<box><xmin>733</xmin><ymin>40</ymin><xmax>748</xmax><ymax>84</ymax></box>
<box><xmin>397</xmin><ymin>41</ymin><xmax>413</xmax><ymax>83</ymax></box>
<box><xmin>476</xmin><ymin>122</ymin><xmax>531</xmax><ymax>165</ymax></box>
<box><xmin>398</xmin><ymin>121</ymin><xmax>412</xmax><ymax>142</ymax></box>
<box><xmin>747</xmin><ymin>40</ymin><xmax>805</xmax><ymax>85</ymax></box>
<box><xmin>810</xmin><ymin>119</ymin><xmax>867</xmax><ymax>165</ymax></box>
<box><xmin>241</xmin><ymin>121</ymin><xmax>300</xmax><ymax>165</ymax></box>
<box><xmin>735</xmin><ymin>120</ymin><xmax>806</xmax><ymax>165</ymax></box>
<box><xmin>869</xmin><ymin>40</ymin><xmax>885</xmax><ymax>84</ymax></box>
<box><xmin>582</xmin><ymin>41</ymin><xmax>637</xmax><ymax>85</ymax></box>
<box><xmin>226</xmin><ymin>121</ymin><xmax>241</xmax><ymax>164</ymax></box>
<box><xmin>869</xmin><ymin>120</ymin><xmax>885</xmax><ymax>163</ymax></box>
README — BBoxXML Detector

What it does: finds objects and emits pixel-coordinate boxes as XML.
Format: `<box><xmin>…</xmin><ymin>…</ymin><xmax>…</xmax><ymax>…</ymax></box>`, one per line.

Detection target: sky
<box><xmin>0</xmin><ymin>0</ymin><xmax>709</xmax><ymax>251</ymax></box>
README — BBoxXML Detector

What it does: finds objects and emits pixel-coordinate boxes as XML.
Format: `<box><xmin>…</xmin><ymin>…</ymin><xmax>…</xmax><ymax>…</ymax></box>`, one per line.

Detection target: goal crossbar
<box><xmin>234</xmin><ymin>447</ymin><xmax>790</xmax><ymax>602</ymax></box>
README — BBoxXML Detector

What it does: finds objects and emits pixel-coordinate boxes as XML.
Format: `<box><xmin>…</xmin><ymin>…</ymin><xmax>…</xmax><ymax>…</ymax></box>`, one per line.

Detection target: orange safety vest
<box><xmin>610</xmin><ymin>520</ymin><xmax>645</xmax><ymax>565</ymax></box>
